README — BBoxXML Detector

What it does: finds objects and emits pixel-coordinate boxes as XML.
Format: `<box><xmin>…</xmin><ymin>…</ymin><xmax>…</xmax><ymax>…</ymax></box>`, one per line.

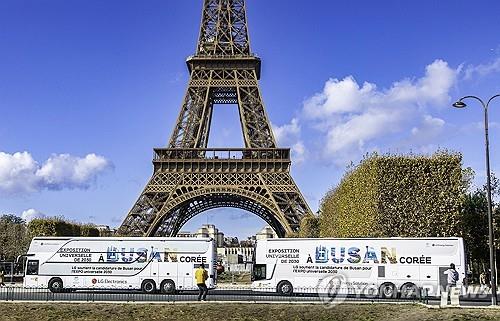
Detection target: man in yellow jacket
<box><xmin>195</xmin><ymin>263</ymin><xmax>209</xmax><ymax>301</ymax></box>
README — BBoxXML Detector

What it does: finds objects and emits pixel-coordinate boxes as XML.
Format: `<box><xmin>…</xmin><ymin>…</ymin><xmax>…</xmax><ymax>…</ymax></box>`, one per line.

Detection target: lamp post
<box><xmin>453</xmin><ymin>94</ymin><xmax>500</xmax><ymax>305</ymax></box>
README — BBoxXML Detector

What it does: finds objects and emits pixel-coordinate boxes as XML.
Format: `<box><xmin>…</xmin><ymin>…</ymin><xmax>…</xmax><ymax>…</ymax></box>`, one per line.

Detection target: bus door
<box><xmin>419</xmin><ymin>266</ymin><xmax>438</xmax><ymax>295</ymax></box>
<box><xmin>157</xmin><ymin>259</ymin><xmax>177</xmax><ymax>286</ymax></box>
<box><xmin>25</xmin><ymin>259</ymin><xmax>39</xmax><ymax>285</ymax></box>
<box><xmin>438</xmin><ymin>266</ymin><xmax>449</xmax><ymax>293</ymax></box>
<box><xmin>397</xmin><ymin>264</ymin><xmax>420</xmax><ymax>283</ymax></box>
<box><xmin>179</xmin><ymin>262</ymin><xmax>194</xmax><ymax>290</ymax></box>
<box><xmin>26</xmin><ymin>260</ymin><xmax>39</xmax><ymax>275</ymax></box>
<box><xmin>149</xmin><ymin>259</ymin><xmax>160</xmax><ymax>284</ymax></box>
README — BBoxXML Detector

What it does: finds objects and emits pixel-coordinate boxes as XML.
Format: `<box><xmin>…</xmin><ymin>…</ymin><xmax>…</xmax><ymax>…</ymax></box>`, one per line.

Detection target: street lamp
<box><xmin>453</xmin><ymin>94</ymin><xmax>500</xmax><ymax>305</ymax></box>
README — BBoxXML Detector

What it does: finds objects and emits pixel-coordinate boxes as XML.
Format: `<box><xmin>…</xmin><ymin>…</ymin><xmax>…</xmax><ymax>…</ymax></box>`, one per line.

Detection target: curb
<box><xmin>1</xmin><ymin>300</ymin><xmax>498</xmax><ymax>309</ymax></box>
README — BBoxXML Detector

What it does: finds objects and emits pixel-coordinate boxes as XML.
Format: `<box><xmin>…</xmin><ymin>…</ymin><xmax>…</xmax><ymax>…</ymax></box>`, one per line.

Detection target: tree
<box><xmin>460</xmin><ymin>174</ymin><xmax>500</xmax><ymax>279</ymax></box>
<box><xmin>0</xmin><ymin>214</ymin><xmax>30</xmax><ymax>261</ymax></box>
<box><xmin>461</xmin><ymin>190</ymin><xmax>489</xmax><ymax>269</ymax></box>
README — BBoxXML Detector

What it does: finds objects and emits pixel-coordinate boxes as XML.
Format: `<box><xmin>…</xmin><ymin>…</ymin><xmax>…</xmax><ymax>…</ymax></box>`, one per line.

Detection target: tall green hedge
<box><xmin>28</xmin><ymin>218</ymin><xmax>99</xmax><ymax>238</ymax></box>
<box><xmin>80</xmin><ymin>224</ymin><xmax>100</xmax><ymax>237</ymax></box>
<box><xmin>298</xmin><ymin>214</ymin><xmax>320</xmax><ymax>238</ymax></box>
<box><xmin>319</xmin><ymin>152</ymin><xmax>465</xmax><ymax>238</ymax></box>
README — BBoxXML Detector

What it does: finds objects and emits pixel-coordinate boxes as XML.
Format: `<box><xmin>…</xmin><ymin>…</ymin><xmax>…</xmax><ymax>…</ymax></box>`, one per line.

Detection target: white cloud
<box><xmin>0</xmin><ymin>152</ymin><xmax>41</xmax><ymax>194</ymax></box>
<box><xmin>291</xmin><ymin>141</ymin><xmax>306</xmax><ymax>164</ymax></box>
<box><xmin>298</xmin><ymin>59</ymin><xmax>457</xmax><ymax>164</ymax></box>
<box><xmin>36</xmin><ymin>153</ymin><xmax>110</xmax><ymax>190</ymax></box>
<box><xmin>464</xmin><ymin>57</ymin><xmax>500</xmax><ymax>80</ymax></box>
<box><xmin>229</xmin><ymin>211</ymin><xmax>253</xmax><ymax>220</ymax></box>
<box><xmin>407</xmin><ymin>115</ymin><xmax>446</xmax><ymax>153</ymax></box>
<box><xmin>411</xmin><ymin>115</ymin><xmax>445</xmax><ymax>137</ymax></box>
<box><xmin>303</xmin><ymin>77</ymin><xmax>377</xmax><ymax>118</ymax></box>
<box><xmin>273</xmin><ymin>118</ymin><xmax>300</xmax><ymax>146</ymax></box>
<box><xmin>324</xmin><ymin>107</ymin><xmax>407</xmax><ymax>154</ymax></box>
<box><xmin>272</xmin><ymin>118</ymin><xmax>306</xmax><ymax>164</ymax></box>
<box><xmin>21</xmin><ymin>208</ymin><xmax>46</xmax><ymax>222</ymax></box>
<box><xmin>0</xmin><ymin>151</ymin><xmax>111</xmax><ymax>195</ymax></box>
<box><xmin>463</xmin><ymin>121</ymin><xmax>500</xmax><ymax>131</ymax></box>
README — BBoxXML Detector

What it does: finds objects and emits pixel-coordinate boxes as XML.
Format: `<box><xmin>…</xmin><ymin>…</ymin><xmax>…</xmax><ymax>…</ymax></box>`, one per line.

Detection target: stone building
<box><xmin>176</xmin><ymin>224</ymin><xmax>278</xmax><ymax>272</ymax></box>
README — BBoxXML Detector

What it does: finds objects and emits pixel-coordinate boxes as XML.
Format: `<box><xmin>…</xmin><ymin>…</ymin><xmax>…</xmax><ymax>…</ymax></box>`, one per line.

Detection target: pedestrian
<box><xmin>443</xmin><ymin>263</ymin><xmax>459</xmax><ymax>294</ymax></box>
<box><xmin>485</xmin><ymin>270</ymin><xmax>492</xmax><ymax>290</ymax></box>
<box><xmin>480</xmin><ymin>271</ymin><xmax>486</xmax><ymax>290</ymax></box>
<box><xmin>0</xmin><ymin>267</ymin><xmax>5</xmax><ymax>287</ymax></box>
<box><xmin>195</xmin><ymin>263</ymin><xmax>209</xmax><ymax>301</ymax></box>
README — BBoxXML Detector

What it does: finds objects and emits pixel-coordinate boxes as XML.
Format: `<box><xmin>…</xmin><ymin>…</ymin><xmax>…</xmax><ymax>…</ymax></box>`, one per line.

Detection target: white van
<box><xmin>252</xmin><ymin>238</ymin><xmax>466</xmax><ymax>298</ymax></box>
<box><xmin>23</xmin><ymin>237</ymin><xmax>216</xmax><ymax>293</ymax></box>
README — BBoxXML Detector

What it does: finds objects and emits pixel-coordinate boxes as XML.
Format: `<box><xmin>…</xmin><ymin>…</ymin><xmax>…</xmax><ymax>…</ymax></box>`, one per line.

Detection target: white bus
<box><xmin>22</xmin><ymin>237</ymin><xmax>217</xmax><ymax>293</ymax></box>
<box><xmin>252</xmin><ymin>238</ymin><xmax>466</xmax><ymax>298</ymax></box>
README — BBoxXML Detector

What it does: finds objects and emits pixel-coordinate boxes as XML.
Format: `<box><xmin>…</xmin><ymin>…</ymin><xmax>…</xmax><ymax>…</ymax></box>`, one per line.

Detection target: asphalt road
<box><xmin>0</xmin><ymin>286</ymin><xmax>496</xmax><ymax>307</ymax></box>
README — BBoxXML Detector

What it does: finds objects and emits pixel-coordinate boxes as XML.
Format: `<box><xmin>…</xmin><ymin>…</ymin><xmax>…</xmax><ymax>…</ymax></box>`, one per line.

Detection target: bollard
<box><xmin>5</xmin><ymin>287</ymin><xmax>11</xmax><ymax>301</ymax></box>
<box><xmin>420</xmin><ymin>287</ymin><xmax>429</xmax><ymax>304</ymax></box>
<box><xmin>440</xmin><ymin>290</ymin><xmax>448</xmax><ymax>307</ymax></box>
<box><xmin>450</xmin><ymin>287</ymin><xmax>460</xmax><ymax>306</ymax></box>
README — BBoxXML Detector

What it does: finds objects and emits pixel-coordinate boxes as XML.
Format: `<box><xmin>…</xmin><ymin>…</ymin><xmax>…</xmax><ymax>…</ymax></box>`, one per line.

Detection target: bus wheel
<box><xmin>141</xmin><ymin>279</ymin><xmax>156</xmax><ymax>294</ymax></box>
<box><xmin>48</xmin><ymin>278</ymin><xmax>64</xmax><ymax>293</ymax></box>
<box><xmin>160</xmin><ymin>279</ymin><xmax>176</xmax><ymax>294</ymax></box>
<box><xmin>379</xmin><ymin>283</ymin><xmax>396</xmax><ymax>299</ymax></box>
<box><xmin>400</xmin><ymin>283</ymin><xmax>420</xmax><ymax>299</ymax></box>
<box><xmin>277</xmin><ymin>280</ymin><xmax>293</xmax><ymax>295</ymax></box>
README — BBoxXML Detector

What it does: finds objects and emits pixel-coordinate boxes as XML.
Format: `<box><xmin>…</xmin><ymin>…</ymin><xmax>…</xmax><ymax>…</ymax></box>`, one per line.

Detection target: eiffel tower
<box><xmin>118</xmin><ymin>0</ymin><xmax>311</xmax><ymax>237</ymax></box>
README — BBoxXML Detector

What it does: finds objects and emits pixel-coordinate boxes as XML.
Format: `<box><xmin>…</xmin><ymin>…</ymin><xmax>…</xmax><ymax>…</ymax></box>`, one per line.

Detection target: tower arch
<box><xmin>150</xmin><ymin>188</ymin><xmax>289</xmax><ymax>237</ymax></box>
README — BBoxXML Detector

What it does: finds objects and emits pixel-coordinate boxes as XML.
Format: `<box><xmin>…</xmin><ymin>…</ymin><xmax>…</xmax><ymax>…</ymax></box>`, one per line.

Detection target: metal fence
<box><xmin>0</xmin><ymin>262</ymin><xmax>24</xmax><ymax>283</ymax></box>
<box><xmin>0</xmin><ymin>285</ymin><xmax>428</xmax><ymax>304</ymax></box>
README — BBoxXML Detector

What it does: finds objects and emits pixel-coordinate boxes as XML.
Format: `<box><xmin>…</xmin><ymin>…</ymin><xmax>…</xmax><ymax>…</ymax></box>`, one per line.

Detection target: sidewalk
<box><xmin>214</xmin><ymin>283</ymin><xmax>252</xmax><ymax>289</ymax></box>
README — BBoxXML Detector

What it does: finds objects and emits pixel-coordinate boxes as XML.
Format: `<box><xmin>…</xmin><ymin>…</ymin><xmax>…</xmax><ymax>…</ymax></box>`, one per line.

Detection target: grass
<box><xmin>0</xmin><ymin>303</ymin><xmax>499</xmax><ymax>321</ymax></box>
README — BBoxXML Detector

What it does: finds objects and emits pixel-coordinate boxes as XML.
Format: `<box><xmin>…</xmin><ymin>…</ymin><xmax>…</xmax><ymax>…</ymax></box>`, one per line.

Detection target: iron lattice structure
<box><xmin>118</xmin><ymin>0</ymin><xmax>311</xmax><ymax>237</ymax></box>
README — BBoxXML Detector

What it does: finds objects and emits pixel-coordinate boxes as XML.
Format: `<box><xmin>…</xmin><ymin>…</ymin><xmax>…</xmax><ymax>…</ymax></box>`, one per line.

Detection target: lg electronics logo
<box><xmin>91</xmin><ymin>278</ymin><xmax>97</xmax><ymax>284</ymax></box>
<box><xmin>316</xmin><ymin>273</ymin><xmax>348</xmax><ymax>306</ymax></box>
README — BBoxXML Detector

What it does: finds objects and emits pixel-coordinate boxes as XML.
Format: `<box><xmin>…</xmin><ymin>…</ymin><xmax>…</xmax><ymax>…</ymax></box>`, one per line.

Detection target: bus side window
<box><xmin>378</xmin><ymin>266</ymin><xmax>385</xmax><ymax>278</ymax></box>
<box><xmin>26</xmin><ymin>260</ymin><xmax>39</xmax><ymax>275</ymax></box>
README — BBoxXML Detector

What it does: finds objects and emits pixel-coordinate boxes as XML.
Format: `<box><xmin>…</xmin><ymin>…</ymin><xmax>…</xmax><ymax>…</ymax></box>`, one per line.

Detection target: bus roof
<box><xmin>261</xmin><ymin>237</ymin><xmax>462</xmax><ymax>241</ymax></box>
<box><xmin>32</xmin><ymin>237</ymin><xmax>214</xmax><ymax>242</ymax></box>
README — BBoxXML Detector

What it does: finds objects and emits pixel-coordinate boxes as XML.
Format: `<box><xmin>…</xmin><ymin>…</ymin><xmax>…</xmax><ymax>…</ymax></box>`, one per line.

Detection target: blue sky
<box><xmin>1</xmin><ymin>0</ymin><xmax>500</xmax><ymax>239</ymax></box>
